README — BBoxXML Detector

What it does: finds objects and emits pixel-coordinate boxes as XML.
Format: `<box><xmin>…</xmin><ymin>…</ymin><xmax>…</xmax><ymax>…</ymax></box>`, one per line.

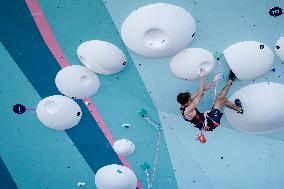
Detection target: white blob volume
<box><xmin>77</xmin><ymin>40</ymin><xmax>127</xmax><ymax>74</ymax></box>
<box><xmin>223</xmin><ymin>41</ymin><xmax>274</xmax><ymax>80</ymax></box>
<box><xmin>36</xmin><ymin>95</ymin><xmax>82</xmax><ymax>130</ymax></box>
<box><xmin>55</xmin><ymin>65</ymin><xmax>100</xmax><ymax>99</ymax></box>
<box><xmin>170</xmin><ymin>48</ymin><xmax>217</xmax><ymax>80</ymax></box>
<box><xmin>275</xmin><ymin>35</ymin><xmax>284</xmax><ymax>62</ymax></box>
<box><xmin>225</xmin><ymin>82</ymin><xmax>284</xmax><ymax>133</ymax></box>
<box><xmin>95</xmin><ymin>164</ymin><xmax>137</xmax><ymax>189</ymax></box>
<box><xmin>121</xmin><ymin>3</ymin><xmax>196</xmax><ymax>58</ymax></box>
<box><xmin>113</xmin><ymin>139</ymin><xmax>135</xmax><ymax>156</ymax></box>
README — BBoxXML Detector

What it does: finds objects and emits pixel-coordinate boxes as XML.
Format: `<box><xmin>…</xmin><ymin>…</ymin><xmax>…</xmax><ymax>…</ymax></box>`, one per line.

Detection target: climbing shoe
<box><xmin>235</xmin><ymin>99</ymin><xmax>244</xmax><ymax>114</ymax></box>
<box><xmin>229</xmin><ymin>70</ymin><xmax>236</xmax><ymax>81</ymax></box>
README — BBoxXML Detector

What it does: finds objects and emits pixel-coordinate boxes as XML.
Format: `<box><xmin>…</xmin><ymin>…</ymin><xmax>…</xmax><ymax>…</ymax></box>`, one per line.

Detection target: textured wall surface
<box><xmin>1</xmin><ymin>0</ymin><xmax>284</xmax><ymax>189</ymax></box>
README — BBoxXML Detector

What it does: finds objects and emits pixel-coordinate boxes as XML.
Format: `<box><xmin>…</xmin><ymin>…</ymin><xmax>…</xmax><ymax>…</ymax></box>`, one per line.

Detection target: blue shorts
<box><xmin>207</xmin><ymin>109</ymin><xmax>223</xmax><ymax>131</ymax></box>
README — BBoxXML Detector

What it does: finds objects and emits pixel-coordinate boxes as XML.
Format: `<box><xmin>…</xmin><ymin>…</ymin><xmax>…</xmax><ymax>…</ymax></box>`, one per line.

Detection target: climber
<box><xmin>177</xmin><ymin>69</ymin><xmax>243</xmax><ymax>131</ymax></box>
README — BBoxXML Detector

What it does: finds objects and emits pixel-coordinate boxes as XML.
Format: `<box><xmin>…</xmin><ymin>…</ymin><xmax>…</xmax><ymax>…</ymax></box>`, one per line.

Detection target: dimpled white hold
<box><xmin>170</xmin><ymin>48</ymin><xmax>217</xmax><ymax>80</ymax></box>
<box><xmin>95</xmin><ymin>164</ymin><xmax>137</xmax><ymax>189</ymax></box>
<box><xmin>275</xmin><ymin>35</ymin><xmax>284</xmax><ymax>62</ymax></box>
<box><xmin>55</xmin><ymin>65</ymin><xmax>100</xmax><ymax>99</ymax></box>
<box><xmin>121</xmin><ymin>3</ymin><xmax>196</xmax><ymax>58</ymax></box>
<box><xmin>225</xmin><ymin>82</ymin><xmax>284</xmax><ymax>133</ymax></box>
<box><xmin>77</xmin><ymin>40</ymin><xmax>127</xmax><ymax>75</ymax></box>
<box><xmin>36</xmin><ymin>95</ymin><xmax>82</xmax><ymax>130</ymax></box>
<box><xmin>223</xmin><ymin>41</ymin><xmax>274</xmax><ymax>80</ymax></box>
<box><xmin>113</xmin><ymin>139</ymin><xmax>135</xmax><ymax>156</ymax></box>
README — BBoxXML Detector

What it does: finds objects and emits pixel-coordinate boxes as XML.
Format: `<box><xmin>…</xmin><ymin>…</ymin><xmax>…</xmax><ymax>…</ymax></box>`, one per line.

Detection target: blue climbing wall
<box><xmin>1</xmin><ymin>0</ymin><xmax>284</xmax><ymax>189</ymax></box>
<box><xmin>105</xmin><ymin>0</ymin><xmax>284</xmax><ymax>189</ymax></box>
<box><xmin>0</xmin><ymin>0</ymin><xmax>176</xmax><ymax>188</ymax></box>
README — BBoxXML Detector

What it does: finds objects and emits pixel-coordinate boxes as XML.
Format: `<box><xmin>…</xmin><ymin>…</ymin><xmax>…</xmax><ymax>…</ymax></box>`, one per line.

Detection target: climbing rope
<box><xmin>145</xmin><ymin>169</ymin><xmax>151</xmax><ymax>189</ymax></box>
<box><xmin>143</xmin><ymin>116</ymin><xmax>159</xmax><ymax>129</ymax></box>
<box><xmin>139</xmin><ymin>109</ymin><xmax>181</xmax><ymax>189</ymax></box>
<box><xmin>150</xmin><ymin>115</ymin><xmax>181</xmax><ymax>188</ymax></box>
<box><xmin>150</xmin><ymin>130</ymin><xmax>161</xmax><ymax>188</ymax></box>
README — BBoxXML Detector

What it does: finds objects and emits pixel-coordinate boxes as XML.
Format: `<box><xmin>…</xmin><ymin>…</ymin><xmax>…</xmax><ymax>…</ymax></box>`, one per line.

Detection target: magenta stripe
<box><xmin>25</xmin><ymin>0</ymin><xmax>143</xmax><ymax>188</ymax></box>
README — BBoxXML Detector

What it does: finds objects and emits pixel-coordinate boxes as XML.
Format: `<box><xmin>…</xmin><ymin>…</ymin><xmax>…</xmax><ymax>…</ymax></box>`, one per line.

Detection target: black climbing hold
<box><xmin>122</xmin><ymin>124</ymin><xmax>130</xmax><ymax>128</ymax></box>
<box><xmin>221</xmin><ymin>156</ymin><xmax>224</xmax><ymax>159</ymax></box>
<box><xmin>269</xmin><ymin>7</ymin><xmax>283</xmax><ymax>17</ymax></box>
<box><xmin>122</xmin><ymin>61</ymin><xmax>126</xmax><ymax>65</ymax></box>
<box><xmin>192</xmin><ymin>33</ymin><xmax>195</xmax><ymax>37</ymax></box>
<box><xmin>271</xmin><ymin>67</ymin><xmax>276</xmax><ymax>72</ymax></box>
<box><xmin>117</xmin><ymin>169</ymin><xmax>122</xmax><ymax>173</ymax></box>
<box><xmin>77</xmin><ymin>112</ymin><xmax>81</xmax><ymax>116</ymax></box>
<box><xmin>260</xmin><ymin>45</ymin><xmax>264</xmax><ymax>49</ymax></box>
<box><xmin>13</xmin><ymin>104</ymin><xmax>26</xmax><ymax>114</ymax></box>
<box><xmin>276</xmin><ymin>45</ymin><xmax>280</xmax><ymax>49</ymax></box>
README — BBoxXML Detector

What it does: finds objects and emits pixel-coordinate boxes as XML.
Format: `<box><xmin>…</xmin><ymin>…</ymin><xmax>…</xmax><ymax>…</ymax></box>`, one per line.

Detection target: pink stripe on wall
<box><xmin>25</xmin><ymin>1</ymin><xmax>69</xmax><ymax>68</ymax></box>
<box><xmin>25</xmin><ymin>0</ymin><xmax>143</xmax><ymax>188</ymax></box>
<box><xmin>83</xmin><ymin>97</ymin><xmax>133</xmax><ymax>168</ymax></box>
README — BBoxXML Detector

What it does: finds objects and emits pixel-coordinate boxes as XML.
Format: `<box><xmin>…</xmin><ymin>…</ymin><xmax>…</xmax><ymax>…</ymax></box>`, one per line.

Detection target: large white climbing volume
<box><xmin>223</xmin><ymin>41</ymin><xmax>274</xmax><ymax>80</ymax></box>
<box><xmin>36</xmin><ymin>95</ymin><xmax>82</xmax><ymax>130</ymax></box>
<box><xmin>95</xmin><ymin>164</ymin><xmax>137</xmax><ymax>189</ymax></box>
<box><xmin>55</xmin><ymin>65</ymin><xmax>100</xmax><ymax>99</ymax></box>
<box><xmin>77</xmin><ymin>40</ymin><xmax>127</xmax><ymax>75</ymax></box>
<box><xmin>170</xmin><ymin>48</ymin><xmax>217</xmax><ymax>80</ymax></box>
<box><xmin>121</xmin><ymin>3</ymin><xmax>196</xmax><ymax>58</ymax></box>
<box><xmin>275</xmin><ymin>35</ymin><xmax>284</xmax><ymax>62</ymax></box>
<box><xmin>113</xmin><ymin>139</ymin><xmax>135</xmax><ymax>156</ymax></box>
<box><xmin>225</xmin><ymin>82</ymin><xmax>284</xmax><ymax>133</ymax></box>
